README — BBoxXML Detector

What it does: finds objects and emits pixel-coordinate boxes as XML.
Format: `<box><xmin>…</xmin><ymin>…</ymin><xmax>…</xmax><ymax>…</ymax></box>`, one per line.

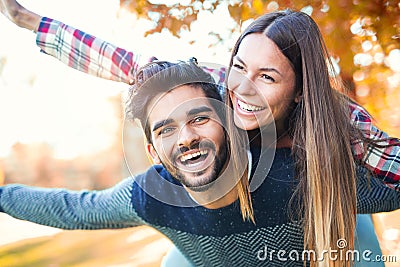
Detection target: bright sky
<box><xmin>0</xmin><ymin>0</ymin><xmax>233</xmax><ymax>159</ymax></box>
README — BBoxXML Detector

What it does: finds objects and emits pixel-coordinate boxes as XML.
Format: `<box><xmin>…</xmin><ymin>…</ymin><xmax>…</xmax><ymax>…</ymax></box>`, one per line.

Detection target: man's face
<box><xmin>146</xmin><ymin>85</ymin><xmax>228</xmax><ymax>192</ymax></box>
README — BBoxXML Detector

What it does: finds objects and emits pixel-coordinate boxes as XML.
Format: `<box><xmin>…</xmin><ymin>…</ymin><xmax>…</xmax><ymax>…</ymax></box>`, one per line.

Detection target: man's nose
<box><xmin>177</xmin><ymin>124</ymin><xmax>200</xmax><ymax>148</ymax></box>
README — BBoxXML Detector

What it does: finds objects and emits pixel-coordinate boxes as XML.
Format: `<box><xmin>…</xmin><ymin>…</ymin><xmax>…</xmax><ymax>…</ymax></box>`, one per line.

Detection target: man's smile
<box><xmin>176</xmin><ymin>148</ymin><xmax>214</xmax><ymax>172</ymax></box>
<box><xmin>179</xmin><ymin>149</ymin><xmax>209</xmax><ymax>163</ymax></box>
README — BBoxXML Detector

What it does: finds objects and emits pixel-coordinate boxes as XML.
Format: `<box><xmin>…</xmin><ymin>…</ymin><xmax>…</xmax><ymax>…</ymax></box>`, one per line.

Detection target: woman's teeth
<box><xmin>238</xmin><ymin>99</ymin><xmax>265</xmax><ymax>112</ymax></box>
<box><xmin>180</xmin><ymin>150</ymin><xmax>208</xmax><ymax>163</ymax></box>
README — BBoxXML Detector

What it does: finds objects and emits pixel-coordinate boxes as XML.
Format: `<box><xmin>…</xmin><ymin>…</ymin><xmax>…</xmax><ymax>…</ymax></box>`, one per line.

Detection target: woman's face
<box><xmin>228</xmin><ymin>33</ymin><xmax>298</xmax><ymax>132</ymax></box>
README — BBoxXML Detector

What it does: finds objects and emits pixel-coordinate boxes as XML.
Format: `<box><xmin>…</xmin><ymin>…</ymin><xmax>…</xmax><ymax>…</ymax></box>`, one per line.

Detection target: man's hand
<box><xmin>0</xmin><ymin>0</ymin><xmax>42</xmax><ymax>32</ymax></box>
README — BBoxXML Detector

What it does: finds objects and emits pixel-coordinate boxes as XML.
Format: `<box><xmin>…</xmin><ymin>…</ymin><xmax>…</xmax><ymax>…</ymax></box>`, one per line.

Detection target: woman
<box><xmin>224</xmin><ymin>10</ymin><xmax>399</xmax><ymax>266</ymax></box>
<box><xmin>2</xmin><ymin>2</ymin><xmax>399</xmax><ymax>266</ymax></box>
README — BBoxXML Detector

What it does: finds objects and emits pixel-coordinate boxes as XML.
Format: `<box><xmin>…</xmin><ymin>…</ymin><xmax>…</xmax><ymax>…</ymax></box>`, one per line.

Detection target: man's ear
<box><xmin>146</xmin><ymin>143</ymin><xmax>161</xmax><ymax>164</ymax></box>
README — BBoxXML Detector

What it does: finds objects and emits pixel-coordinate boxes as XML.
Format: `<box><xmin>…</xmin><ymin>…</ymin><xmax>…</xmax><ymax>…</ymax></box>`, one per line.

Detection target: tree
<box><xmin>120</xmin><ymin>0</ymin><xmax>400</xmax><ymax>135</ymax></box>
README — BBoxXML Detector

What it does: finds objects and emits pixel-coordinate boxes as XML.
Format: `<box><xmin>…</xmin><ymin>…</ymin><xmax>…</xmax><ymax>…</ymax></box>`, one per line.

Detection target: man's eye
<box><xmin>192</xmin><ymin>116</ymin><xmax>210</xmax><ymax>124</ymax></box>
<box><xmin>159</xmin><ymin>127</ymin><xmax>175</xmax><ymax>135</ymax></box>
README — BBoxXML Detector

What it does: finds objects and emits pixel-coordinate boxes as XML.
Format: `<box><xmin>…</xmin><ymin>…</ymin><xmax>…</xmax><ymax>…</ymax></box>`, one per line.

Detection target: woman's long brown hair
<box><xmin>227</xmin><ymin>10</ymin><xmax>359</xmax><ymax>266</ymax></box>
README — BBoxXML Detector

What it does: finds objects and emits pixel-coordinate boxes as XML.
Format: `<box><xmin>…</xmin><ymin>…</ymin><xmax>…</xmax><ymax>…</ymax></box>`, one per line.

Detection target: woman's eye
<box><xmin>261</xmin><ymin>73</ymin><xmax>275</xmax><ymax>82</ymax></box>
<box><xmin>233</xmin><ymin>64</ymin><xmax>244</xmax><ymax>71</ymax></box>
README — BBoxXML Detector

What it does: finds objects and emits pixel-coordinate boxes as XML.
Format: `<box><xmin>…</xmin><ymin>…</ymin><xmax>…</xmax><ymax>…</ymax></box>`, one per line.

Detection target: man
<box><xmin>123</xmin><ymin>60</ymin><xmax>249</xmax><ymax>210</ymax></box>
<box><xmin>0</xmin><ymin>61</ymin><xmax>253</xmax><ymax>266</ymax></box>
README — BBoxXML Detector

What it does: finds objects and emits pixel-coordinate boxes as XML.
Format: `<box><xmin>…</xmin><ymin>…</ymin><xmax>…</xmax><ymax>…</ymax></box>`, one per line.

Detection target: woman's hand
<box><xmin>0</xmin><ymin>0</ymin><xmax>42</xmax><ymax>32</ymax></box>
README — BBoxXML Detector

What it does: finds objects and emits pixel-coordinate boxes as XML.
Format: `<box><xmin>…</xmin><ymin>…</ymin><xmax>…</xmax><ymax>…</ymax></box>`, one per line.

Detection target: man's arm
<box><xmin>0</xmin><ymin>177</ymin><xmax>145</xmax><ymax>229</ymax></box>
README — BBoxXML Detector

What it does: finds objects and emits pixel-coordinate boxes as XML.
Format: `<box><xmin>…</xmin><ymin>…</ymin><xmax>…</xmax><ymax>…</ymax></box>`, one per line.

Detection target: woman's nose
<box><xmin>233</xmin><ymin>75</ymin><xmax>257</xmax><ymax>96</ymax></box>
<box><xmin>228</xmin><ymin>70</ymin><xmax>257</xmax><ymax>96</ymax></box>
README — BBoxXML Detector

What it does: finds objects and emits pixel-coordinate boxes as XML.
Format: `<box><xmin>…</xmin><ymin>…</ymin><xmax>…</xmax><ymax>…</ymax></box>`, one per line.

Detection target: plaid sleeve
<box><xmin>200</xmin><ymin>65</ymin><xmax>227</xmax><ymax>98</ymax></box>
<box><xmin>200</xmin><ymin>66</ymin><xmax>226</xmax><ymax>86</ymax></box>
<box><xmin>350</xmin><ymin>102</ymin><xmax>400</xmax><ymax>190</ymax></box>
<box><xmin>35</xmin><ymin>17</ymin><xmax>156</xmax><ymax>84</ymax></box>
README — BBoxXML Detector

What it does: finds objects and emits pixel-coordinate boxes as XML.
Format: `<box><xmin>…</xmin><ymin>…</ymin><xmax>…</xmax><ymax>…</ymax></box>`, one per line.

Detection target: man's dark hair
<box><xmin>125</xmin><ymin>60</ymin><xmax>224</xmax><ymax>143</ymax></box>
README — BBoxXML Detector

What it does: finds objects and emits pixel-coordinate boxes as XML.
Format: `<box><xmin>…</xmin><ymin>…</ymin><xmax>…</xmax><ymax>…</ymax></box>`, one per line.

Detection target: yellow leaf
<box><xmin>253</xmin><ymin>0</ymin><xmax>264</xmax><ymax>14</ymax></box>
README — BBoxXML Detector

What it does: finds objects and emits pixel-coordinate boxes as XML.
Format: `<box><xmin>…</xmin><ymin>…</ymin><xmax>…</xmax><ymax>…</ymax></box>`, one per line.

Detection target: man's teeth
<box><xmin>180</xmin><ymin>150</ymin><xmax>208</xmax><ymax>163</ymax></box>
<box><xmin>238</xmin><ymin>99</ymin><xmax>264</xmax><ymax>112</ymax></box>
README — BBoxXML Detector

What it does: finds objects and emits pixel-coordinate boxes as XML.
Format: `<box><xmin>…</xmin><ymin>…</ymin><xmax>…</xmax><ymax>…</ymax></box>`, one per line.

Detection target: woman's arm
<box><xmin>1</xmin><ymin>0</ymin><xmax>154</xmax><ymax>83</ymax></box>
<box><xmin>35</xmin><ymin>18</ymin><xmax>228</xmax><ymax>85</ymax></box>
<box><xmin>1</xmin><ymin>0</ymin><xmax>227</xmax><ymax>85</ymax></box>
<box><xmin>356</xmin><ymin>166</ymin><xmax>400</xmax><ymax>213</ymax></box>
<box><xmin>0</xmin><ymin>177</ymin><xmax>145</xmax><ymax>229</ymax></box>
<box><xmin>0</xmin><ymin>0</ymin><xmax>41</xmax><ymax>31</ymax></box>
<box><xmin>350</xmin><ymin>102</ymin><xmax>400</xmax><ymax>190</ymax></box>
<box><xmin>36</xmin><ymin>17</ymin><xmax>154</xmax><ymax>84</ymax></box>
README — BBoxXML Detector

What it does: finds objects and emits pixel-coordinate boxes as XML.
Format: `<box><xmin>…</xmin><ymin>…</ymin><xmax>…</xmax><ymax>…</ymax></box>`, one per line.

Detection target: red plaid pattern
<box><xmin>350</xmin><ymin>103</ymin><xmax>400</xmax><ymax>187</ymax></box>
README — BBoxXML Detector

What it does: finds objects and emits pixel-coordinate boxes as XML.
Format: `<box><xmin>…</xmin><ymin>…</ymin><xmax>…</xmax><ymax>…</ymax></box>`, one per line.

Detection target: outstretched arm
<box><xmin>34</xmin><ymin>18</ymin><xmax>227</xmax><ymax>85</ymax></box>
<box><xmin>350</xmin><ymin>102</ymin><xmax>400</xmax><ymax>190</ymax></box>
<box><xmin>0</xmin><ymin>177</ymin><xmax>144</xmax><ymax>229</ymax></box>
<box><xmin>0</xmin><ymin>0</ymin><xmax>41</xmax><ymax>32</ymax></box>
<box><xmin>356</xmin><ymin>166</ymin><xmax>400</xmax><ymax>214</ymax></box>
<box><xmin>1</xmin><ymin>0</ymin><xmax>226</xmax><ymax>85</ymax></box>
<box><xmin>1</xmin><ymin>0</ymin><xmax>153</xmax><ymax>83</ymax></box>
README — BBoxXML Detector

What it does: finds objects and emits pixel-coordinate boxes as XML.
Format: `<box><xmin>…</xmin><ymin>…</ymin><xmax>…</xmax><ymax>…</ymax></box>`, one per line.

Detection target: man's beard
<box><xmin>161</xmin><ymin>139</ymin><xmax>228</xmax><ymax>192</ymax></box>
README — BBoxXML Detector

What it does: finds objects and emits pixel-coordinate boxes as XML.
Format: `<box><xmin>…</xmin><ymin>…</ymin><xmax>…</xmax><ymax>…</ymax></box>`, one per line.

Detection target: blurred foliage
<box><xmin>1</xmin><ymin>142</ymin><xmax>123</xmax><ymax>189</ymax></box>
<box><xmin>121</xmin><ymin>0</ymin><xmax>219</xmax><ymax>37</ymax></box>
<box><xmin>120</xmin><ymin>0</ymin><xmax>400</xmax><ymax>135</ymax></box>
<box><xmin>0</xmin><ymin>226</ymin><xmax>171</xmax><ymax>267</ymax></box>
<box><xmin>0</xmin><ymin>95</ymin><xmax>125</xmax><ymax>189</ymax></box>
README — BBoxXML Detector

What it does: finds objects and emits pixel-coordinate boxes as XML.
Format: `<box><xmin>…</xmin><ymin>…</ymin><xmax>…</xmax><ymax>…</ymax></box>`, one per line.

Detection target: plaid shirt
<box><xmin>36</xmin><ymin>17</ymin><xmax>400</xmax><ymax>189</ymax></box>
